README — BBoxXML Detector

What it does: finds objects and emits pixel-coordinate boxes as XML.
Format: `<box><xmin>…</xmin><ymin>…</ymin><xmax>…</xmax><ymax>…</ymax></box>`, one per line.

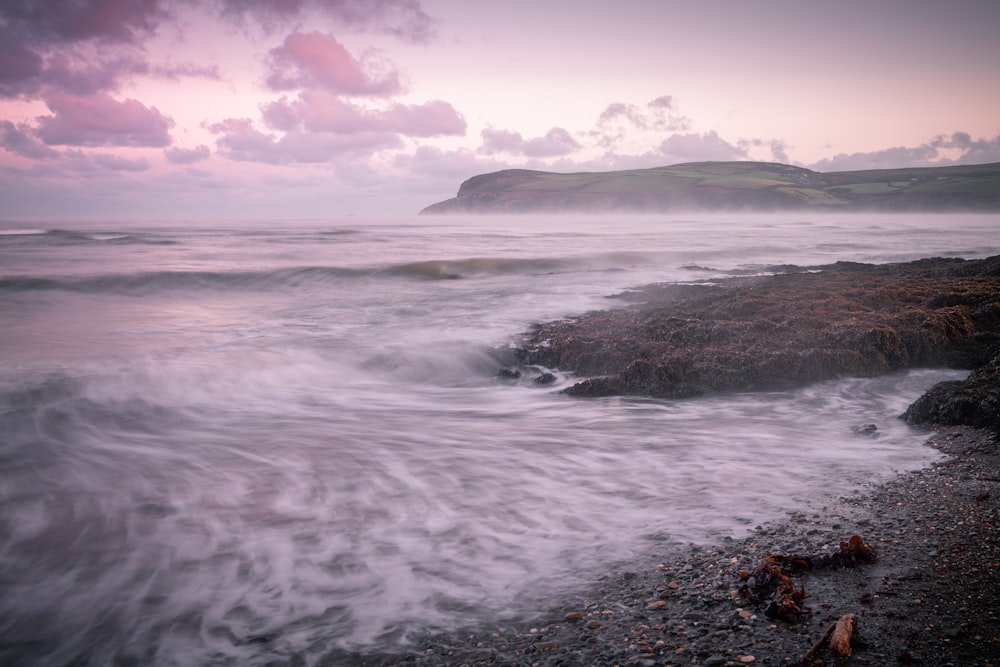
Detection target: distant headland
<box><xmin>419</xmin><ymin>160</ymin><xmax>1000</xmax><ymax>214</ymax></box>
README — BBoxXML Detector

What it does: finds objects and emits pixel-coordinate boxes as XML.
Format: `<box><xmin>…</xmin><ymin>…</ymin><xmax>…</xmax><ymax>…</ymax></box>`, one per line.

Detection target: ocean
<box><xmin>1</xmin><ymin>213</ymin><xmax>997</xmax><ymax>665</ymax></box>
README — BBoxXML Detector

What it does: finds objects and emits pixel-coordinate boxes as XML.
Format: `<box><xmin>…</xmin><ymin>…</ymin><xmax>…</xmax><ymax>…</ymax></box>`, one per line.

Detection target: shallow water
<box><xmin>0</xmin><ymin>213</ymin><xmax>996</xmax><ymax>665</ymax></box>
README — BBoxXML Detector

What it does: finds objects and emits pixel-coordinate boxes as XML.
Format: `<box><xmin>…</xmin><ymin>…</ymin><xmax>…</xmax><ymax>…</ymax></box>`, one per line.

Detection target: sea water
<box><xmin>0</xmin><ymin>213</ymin><xmax>996</xmax><ymax>665</ymax></box>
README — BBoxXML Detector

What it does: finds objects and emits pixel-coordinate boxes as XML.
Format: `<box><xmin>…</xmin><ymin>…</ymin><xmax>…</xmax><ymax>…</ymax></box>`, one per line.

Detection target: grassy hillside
<box><xmin>420</xmin><ymin>161</ymin><xmax>1000</xmax><ymax>213</ymax></box>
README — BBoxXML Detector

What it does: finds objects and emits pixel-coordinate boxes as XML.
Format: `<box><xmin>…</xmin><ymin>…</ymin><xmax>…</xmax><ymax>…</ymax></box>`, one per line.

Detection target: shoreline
<box><xmin>326</xmin><ymin>255</ymin><xmax>1000</xmax><ymax>666</ymax></box>
<box><xmin>329</xmin><ymin>424</ymin><xmax>999</xmax><ymax>666</ymax></box>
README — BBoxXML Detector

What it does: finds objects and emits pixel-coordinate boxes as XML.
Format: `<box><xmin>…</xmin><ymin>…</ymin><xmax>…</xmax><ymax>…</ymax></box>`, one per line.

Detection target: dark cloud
<box><xmin>36</xmin><ymin>92</ymin><xmax>174</xmax><ymax>147</ymax></box>
<box><xmin>0</xmin><ymin>120</ymin><xmax>61</xmax><ymax>159</ymax></box>
<box><xmin>219</xmin><ymin>0</ymin><xmax>435</xmax><ymax>42</ymax></box>
<box><xmin>0</xmin><ymin>41</ymin><xmax>45</xmax><ymax>96</ymax></box>
<box><xmin>0</xmin><ymin>0</ymin><xmax>165</xmax><ymax>45</ymax></box>
<box><xmin>41</xmin><ymin>52</ymin><xmax>147</xmax><ymax>96</ymax></box>
<box><xmin>165</xmin><ymin>145</ymin><xmax>211</xmax><ymax>164</ymax></box>
<box><xmin>479</xmin><ymin>127</ymin><xmax>581</xmax><ymax>158</ymax></box>
<box><xmin>0</xmin><ymin>0</ymin><xmax>429</xmax><ymax>99</ymax></box>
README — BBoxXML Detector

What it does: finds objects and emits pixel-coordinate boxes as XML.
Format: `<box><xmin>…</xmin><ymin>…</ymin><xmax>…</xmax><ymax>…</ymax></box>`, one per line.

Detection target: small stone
<box><xmin>703</xmin><ymin>656</ymin><xmax>728</xmax><ymax>666</ymax></box>
<box><xmin>738</xmin><ymin>656</ymin><xmax>756</xmax><ymax>664</ymax></box>
<box><xmin>564</xmin><ymin>612</ymin><xmax>584</xmax><ymax>621</ymax></box>
<box><xmin>667</xmin><ymin>582</ymin><xmax>679</xmax><ymax>589</ymax></box>
<box><xmin>646</xmin><ymin>600</ymin><xmax>667</xmax><ymax>610</ymax></box>
<box><xmin>533</xmin><ymin>640</ymin><xmax>558</xmax><ymax>651</ymax></box>
<box><xmin>912</xmin><ymin>599</ymin><xmax>923</xmax><ymax>605</ymax></box>
<box><xmin>738</xmin><ymin>610</ymin><xmax>753</xmax><ymax>619</ymax></box>
<box><xmin>585</xmin><ymin>620</ymin><xmax>602</xmax><ymax>629</ymax></box>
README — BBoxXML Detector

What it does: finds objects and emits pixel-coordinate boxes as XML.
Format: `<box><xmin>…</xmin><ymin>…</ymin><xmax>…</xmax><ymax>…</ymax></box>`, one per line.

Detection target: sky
<box><xmin>1</xmin><ymin>0</ymin><xmax>999</xmax><ymax>219</ymax></box>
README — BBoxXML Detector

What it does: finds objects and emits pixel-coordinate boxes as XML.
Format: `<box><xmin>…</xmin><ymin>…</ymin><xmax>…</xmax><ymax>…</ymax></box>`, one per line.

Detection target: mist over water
<box><xmin>1</xmin><ymin>213</ymin><xmax>996</xmax><ymax>665</ymax></box>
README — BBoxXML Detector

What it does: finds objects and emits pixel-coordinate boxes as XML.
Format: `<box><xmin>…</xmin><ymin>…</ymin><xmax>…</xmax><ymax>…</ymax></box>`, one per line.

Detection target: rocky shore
<box><xmin>515</xmin><ymin>256</ymin><xmax>999</xmax><ymax>415</ymax></box>
<box><xmin>324</xmin><ymin>256</ymin><xmax>999</xmax><ymax>666</ymax></box>
<box><xmin>327</xmin><ymin>426</ymin><xmax>998</xmax><ymax>666</ymax></box>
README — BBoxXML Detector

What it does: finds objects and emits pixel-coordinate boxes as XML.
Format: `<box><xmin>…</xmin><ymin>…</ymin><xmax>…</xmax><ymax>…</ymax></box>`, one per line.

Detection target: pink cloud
<box><xmin>598</xmin><ymin>103</ymin><xmax>648</xmax><ymax>129</ymax></box>
<box><xmin>380</xmin><ymin>100</ymin><xmax>466</xmax><ymax>137</ymax></box>
<box><xmin>265</xmin><ymin>32</ymin><xmax>401</xmax><ymax>95</ymax></box>
<box><xmin>810</xmin><ymin>132</ymin><xmax>1000</xmax><ymax>171</ymax></box>
<box><xmin>93</xmin><ymin>153</ymin><xmax>151</xmax><ymax>171</ymax></box>
<box><xmin>263</xmin><ymin>91</ymin><xmax>465</xmax><ymax>137</ymax></box>
<box><xmin>151</xmin><ymin>63</ymin><xmax>223</xmax><ymax>81</ymax></box>
<box><xmin>164</xmin><ymin>145</ymin><xmax>211</xmax><ymax>164</ymax></box>
<box><xmin>206</xmin><ymin>118</ymin><xmax>275</xmax><ymax>160</ymax></box>
<box><xmin>931</xmin><ymin>131</ymin><xmax>1000</xmax><ymax>164</ymax></box>
<box><xmin>479</xmin><ymin>127</ymin><xmax>580</xmax><ymax>157</ymax></box>
<box><xmin>392</xmin><ymin>145</ymin><xmax>512</xmax><ymax>184</ymax></box>
<box><xmin>592</xmin><ymin>96</ymin><xmax>690</xmax><ymax>149</ymax></box>
<box><xmin>36</xmin><ymin>92</ymin><xmax>174</xmax><ymax>147</ymax></box>
<box><xmin>649</xmin><ymin>95</ymin><xmax>675</xmax><ymax>110</ymax></box>
<box><xmin>659</xmin><ymin>131</ymin><xmax>748</xmax><ymax>161</ymax></box>
<box><xmin>207</xmin><ymin>117</ymin><xmax>402</xmax><ymax>163</ymax></box>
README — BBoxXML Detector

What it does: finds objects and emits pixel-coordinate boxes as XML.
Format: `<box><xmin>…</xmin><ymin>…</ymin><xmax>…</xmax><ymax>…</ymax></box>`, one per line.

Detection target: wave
<box><xmin>0</xmin><ymin>267</ymin><xmax>364</xmax><ymax>295</ymax></box>
<box><xmin>0</xmin><ymin>228</ymin><xmax>178</xmax><ymax>246</ymax></box>
<box><xmin>383</xmin><ymin>252</ymin><xmax>653</xmax><ymax>280</ymax></box>
<box><xmin>0</xmin><ymin>252</ymin><xmax>663</xmax><ymax>295</ymax></box>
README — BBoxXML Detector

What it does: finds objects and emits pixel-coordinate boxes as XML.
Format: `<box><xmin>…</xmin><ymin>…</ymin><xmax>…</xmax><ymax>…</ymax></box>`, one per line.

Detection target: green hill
<box><xmin>419</xmin><ymin>161</ymin><xmax>1000</xmax><ymax>213</ymax></box>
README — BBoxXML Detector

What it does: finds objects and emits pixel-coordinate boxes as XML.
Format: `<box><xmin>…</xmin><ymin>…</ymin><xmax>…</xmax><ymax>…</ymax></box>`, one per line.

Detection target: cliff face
<box><xmin>419</xmin><ymin>160</ymin><xmax>1000</xmax><ymax>214</ymax></box>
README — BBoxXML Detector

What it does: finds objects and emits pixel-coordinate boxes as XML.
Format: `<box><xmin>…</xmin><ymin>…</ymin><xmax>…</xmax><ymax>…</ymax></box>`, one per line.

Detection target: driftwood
<box><xmin>829</xmin><ymin>613</ymin><xmax>856</xmax><ymax>657</ymax></box>
<box><xmin>793</xmin><ymin>613</ymin><xmax>857</xmax><ymax>666</ymax></box>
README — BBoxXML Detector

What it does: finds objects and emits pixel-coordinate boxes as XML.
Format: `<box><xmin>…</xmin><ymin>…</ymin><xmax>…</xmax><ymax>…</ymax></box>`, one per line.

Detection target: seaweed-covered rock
<box><xmin>515</xmin><ymin>256</ymin><xmax>1000</xmax><ymax>400</ymax></box>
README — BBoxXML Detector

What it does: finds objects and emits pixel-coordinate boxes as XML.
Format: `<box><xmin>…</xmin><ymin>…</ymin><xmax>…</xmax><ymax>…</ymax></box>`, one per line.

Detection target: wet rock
<box><xmin>903</xmin><ymin>351</ymin><xmax>1000</xmax><ymax>433</ymax></box>
<box><xmin>533</xmin><ymin>372</ymin><xmax>557</xmax><ymax>385</ymax></box>
<box><xmin>514</xmin><ymin>256</ymin><xmax>1000</xmax><ymax>400</ymax></box>
<box><xmin>852</xmin><ymin>423</ymin><xmax>879</xmax><ymax>436</ymax></box>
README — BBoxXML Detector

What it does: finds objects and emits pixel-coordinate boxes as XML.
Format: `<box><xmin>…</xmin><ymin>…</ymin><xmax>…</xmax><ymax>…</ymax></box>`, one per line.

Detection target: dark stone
<box><xmin>533</xmin><ymin>372</ymin><xmax>556</xmax><ymax>385</ymax></box>
<box><xmin>852</xmin><ymin>424</ymin><xmax>880</xmax><ymax>437</ymax></box>
<box><xmin>903</xmin><ymin>352</ymin><xmax>1000</xmax><ymax>433</ymax></box>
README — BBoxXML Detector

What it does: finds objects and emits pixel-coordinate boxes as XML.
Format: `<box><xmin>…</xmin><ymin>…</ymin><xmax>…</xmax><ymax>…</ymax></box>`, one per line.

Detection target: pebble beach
<box><xmin>330</xmin><ymin>424</ymin><xmax>999</xmax><ymax>666</ymax></box>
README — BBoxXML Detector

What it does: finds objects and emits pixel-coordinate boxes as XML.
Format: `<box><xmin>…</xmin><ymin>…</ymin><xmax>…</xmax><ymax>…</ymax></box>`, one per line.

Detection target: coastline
<box><xmin>328</xmin><ymin>425</ymin><xmax>999</xmax><ymax>666</ymax></box>
<box><xmin>324</xmin><ymin>256</ymin><xmax>999</xmax><ymax>666</ymax></box>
